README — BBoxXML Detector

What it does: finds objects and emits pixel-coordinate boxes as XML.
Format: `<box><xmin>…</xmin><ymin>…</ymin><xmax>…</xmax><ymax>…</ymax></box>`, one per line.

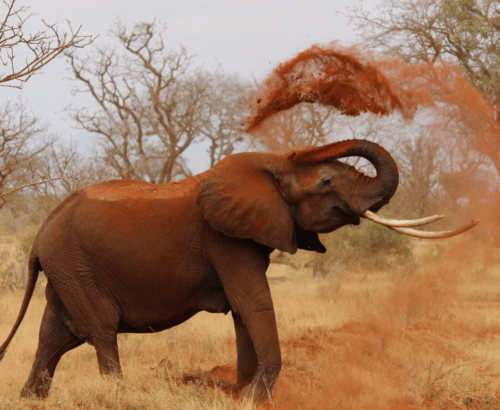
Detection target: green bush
<box><xmin>311</xmin><ymin>220</ymin><xmax>413</xmax><ymax>276</ymax></box>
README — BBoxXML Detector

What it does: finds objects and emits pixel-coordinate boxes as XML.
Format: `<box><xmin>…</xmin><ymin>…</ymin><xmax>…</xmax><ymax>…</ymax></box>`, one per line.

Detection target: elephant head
<box><xmin>197</xmin><ymin>139</ymin><xmax>478</xmax><ymax>254</ymax></box>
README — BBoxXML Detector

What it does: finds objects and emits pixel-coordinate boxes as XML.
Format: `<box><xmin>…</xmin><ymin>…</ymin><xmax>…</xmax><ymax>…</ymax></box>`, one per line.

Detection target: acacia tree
<box><xmin>347</xmin><ymin>0</ymin><xmax>500</xmax><ymax>176</ymax></box>
<box><xmin>0</xmin><ymin>0</ymin><xmax>93</xmax><ymax>202</ymax></box>
<box><xmin>67</xmin><ymin>20</ymin><xmax>248</xmax><ymax>183</ymax></box>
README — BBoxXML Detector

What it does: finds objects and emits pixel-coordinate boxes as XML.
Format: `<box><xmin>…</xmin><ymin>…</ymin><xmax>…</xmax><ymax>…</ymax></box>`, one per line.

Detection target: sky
<box><xmin>1</xmin><ymin>0</ymin><xmax>371</xmax><ymax>172</ymax></box>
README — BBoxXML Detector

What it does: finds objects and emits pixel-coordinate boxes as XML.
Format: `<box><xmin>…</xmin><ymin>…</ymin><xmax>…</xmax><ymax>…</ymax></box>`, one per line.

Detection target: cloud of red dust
<box><xmin>245</xmin><ymin>42</ymin><xmax>434</xmax><ymax>133</ymax></box>
<box><xmin>246</xmin><ymin>42</ymin><xmax>500</xmax><ymax>173</ymax></box>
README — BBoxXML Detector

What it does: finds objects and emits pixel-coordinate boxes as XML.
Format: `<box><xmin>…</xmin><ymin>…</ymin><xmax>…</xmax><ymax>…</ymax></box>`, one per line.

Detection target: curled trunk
<box><xmin>291</xmin><ymin>139</ymin><xmax>399</xmax><ymax>212</ymax></box>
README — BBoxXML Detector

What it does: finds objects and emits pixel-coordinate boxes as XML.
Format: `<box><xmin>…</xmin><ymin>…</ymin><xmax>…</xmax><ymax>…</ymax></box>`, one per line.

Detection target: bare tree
<box><xmin>0</xmin><ymin>0</ymin><xmax>93</xmax><ymax>205</ymax></box>
<box><xmin>67</xmin><ymin>20</ymin><xmax>248</xmax><ymax>183</ymax></box>
<box><xmin>0</xmin><ymin>0</ymin><xmax>93</xmax><ymax>88</ymax></box>
<box><xmin>0</xmin><ymin>101</ymin><xmax>54</xmax><ymax>207</ymax></box>
<box><xmin>346</xmin><ymin>0</ymin><xmax>500</xmax><ymax>176</ymax></box>
<box><xmin>39</xmin><ymin>143</ymin><xmax>109</xmax><ymax>196</ymax></box>
<box><xmin>9</xmin><ymin>142</ymin><xmax>108</xmax><ymax>225</ymax></box>
<box><xmin>396</xmin><ymin>132</ymin><xmax>444</xmax><ymax>216</ymax></box>
<box><xmin>252</xmin><ymin>104</ymin><xmax>338</xmax><ymax>154</ymax></box>
<box><xmin>201</xmin><ymin>74</ymin><xmax>251</xmax><ymax>168</ymax></box>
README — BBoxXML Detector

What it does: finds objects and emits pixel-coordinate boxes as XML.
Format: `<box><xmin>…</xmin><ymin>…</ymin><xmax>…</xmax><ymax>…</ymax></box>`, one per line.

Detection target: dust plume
<box><xmin>245</xmin><ymin>42</ymin><xmax>434</xmax><ymax>133</ymax></box>
<box><xmin>378</xmin><ymin>57</ymin><xmax>500</xmax><ymax>173</ymax></box>
<box><xmin>246</xmin><ymin>42</ymin><xmax>500</xmax><ymax>178</ymax></box>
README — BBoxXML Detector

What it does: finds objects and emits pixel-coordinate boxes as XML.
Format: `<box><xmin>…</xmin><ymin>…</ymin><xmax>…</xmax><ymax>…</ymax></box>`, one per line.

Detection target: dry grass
<box><xmin>0</xmin><ymin>239</ymin><xmax>500</xmax><ymax>409</ymax></box>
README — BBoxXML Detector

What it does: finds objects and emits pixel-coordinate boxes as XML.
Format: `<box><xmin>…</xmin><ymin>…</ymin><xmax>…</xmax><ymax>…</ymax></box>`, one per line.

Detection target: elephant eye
<box><xmin>320</xmin><ymin>177</ymin><xmax>334</xmax><ymax>186</ymax></box>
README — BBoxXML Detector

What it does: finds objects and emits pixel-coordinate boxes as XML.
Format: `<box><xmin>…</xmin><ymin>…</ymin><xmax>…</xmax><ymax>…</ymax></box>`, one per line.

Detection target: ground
<box><xmin>0</xmin><ymin>238</ymin><xmax>500</xmax><ymax>409</ymax></box>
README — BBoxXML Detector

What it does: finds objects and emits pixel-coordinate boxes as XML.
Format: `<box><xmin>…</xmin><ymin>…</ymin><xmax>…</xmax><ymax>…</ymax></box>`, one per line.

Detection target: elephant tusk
<box><xmin>386</xmin><ymin>219</ymin><xmax>480</xmax><ymax>239</ymax></box>
<box><xmin>362</xmin><ymin>209</ymin><xmax>445</xmax><ymax>227</ymax></box>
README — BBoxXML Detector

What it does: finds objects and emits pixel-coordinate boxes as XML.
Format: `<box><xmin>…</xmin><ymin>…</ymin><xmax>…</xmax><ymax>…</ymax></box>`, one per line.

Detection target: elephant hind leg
<box><xmin>43</xmin><ymin>270</ymin><xmax>123</xmax><ymax>378</ymax></box>
<box><xmin>21</xmin><ymin>304</ymin><xmax>84</xmax><ymax>399</ymax></box>
<box><xmin>93</xmin><ymin>335</ymin><xmax>122</xmax><ymax>377</ymax></box>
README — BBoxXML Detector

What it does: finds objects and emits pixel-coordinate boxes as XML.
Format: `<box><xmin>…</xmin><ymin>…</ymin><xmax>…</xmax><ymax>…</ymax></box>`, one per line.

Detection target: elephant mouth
<box><xmin>331</xmin><ymin>207</ymin><xmax>361</xmax><ymax>227</ymax></box>
<box><xmin>344</xmin><ymin>214</ymin><xmax>361</xmax><ymax>226</ymax></box>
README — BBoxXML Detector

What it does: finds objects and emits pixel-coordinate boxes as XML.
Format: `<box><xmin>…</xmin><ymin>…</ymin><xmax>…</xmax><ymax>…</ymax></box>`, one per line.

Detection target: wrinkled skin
<box><xmin>0</xmin><ymin>139</ymin><xmax>399</xmax><ymax>402</ymax></box>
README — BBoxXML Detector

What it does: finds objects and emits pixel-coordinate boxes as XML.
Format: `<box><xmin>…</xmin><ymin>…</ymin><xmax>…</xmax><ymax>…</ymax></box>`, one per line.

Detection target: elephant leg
<box><xmin>237</xmin><ymin>303</ymin><xmax>281</xmax><ymax>402</ymax></box>
<box><xmin>43</xmin><ymin>270</ymin><xmax>123</xmax><ymax>378</ymax></box>
<box><xmin>217</xmin><ymin>244</ymin><xmax>281</xmax><ymax>402</ymax></box>
<box><xmin>232</xmin><ymin>311</ymin><xmax>258</xmax><ymax>391</ymax></box>
<box><xmin>21</xmin><ymin>304</ymin><xmax>84</xmax><ymax>399</ymax></box>
<box><xmin>93</xmin><ymin>335</ymin><xmax>122</xmax><ymax>376</ymax></box>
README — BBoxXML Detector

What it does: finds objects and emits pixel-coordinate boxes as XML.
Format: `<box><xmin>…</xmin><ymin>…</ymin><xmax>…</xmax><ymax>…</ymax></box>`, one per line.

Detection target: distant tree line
<box><xmin>1</xmin><ymin>0</ymin><xmax>498</xmax><ymax>234</ymax></box>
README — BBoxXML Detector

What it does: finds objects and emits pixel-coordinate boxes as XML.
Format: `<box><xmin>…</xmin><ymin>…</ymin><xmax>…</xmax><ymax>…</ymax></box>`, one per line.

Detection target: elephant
<box><xmin>0</xmin><ymin>139</ymin><xmax>476</xmax><ymax>401</ymax></box>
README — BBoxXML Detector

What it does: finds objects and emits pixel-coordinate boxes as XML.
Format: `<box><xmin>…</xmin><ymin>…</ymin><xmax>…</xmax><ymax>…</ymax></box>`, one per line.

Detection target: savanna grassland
<box><xmin>1</xmin><ymin>231</ymin><xmax>500</xmax><ymax>410</ymax></box>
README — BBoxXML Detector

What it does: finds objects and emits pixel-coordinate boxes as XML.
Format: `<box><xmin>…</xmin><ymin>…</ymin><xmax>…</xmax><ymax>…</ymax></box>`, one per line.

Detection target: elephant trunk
<box><xmin>290</xmin><ymin>139</ymin><xmax>399</xmax><ymax>212</ymax></box>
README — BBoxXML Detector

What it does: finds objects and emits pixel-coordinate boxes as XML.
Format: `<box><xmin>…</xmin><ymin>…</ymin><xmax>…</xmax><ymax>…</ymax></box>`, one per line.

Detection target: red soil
<box><xmin>181</xmin><ymin>364</ymin><xmax>236</xmax><ymax>396</ymax></box>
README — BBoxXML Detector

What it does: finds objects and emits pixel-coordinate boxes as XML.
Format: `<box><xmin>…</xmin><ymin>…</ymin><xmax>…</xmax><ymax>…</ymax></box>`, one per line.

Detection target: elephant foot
<box><xmin>19</xmin><ymin>369</ymin><xmax>51</xmax><ymax>399</ymax></box>
<box><xmin>20</xmin><ymin>384</ymin><xmax>47</xmax><ymax>400</ymax></box>
<box><xmin>239</xmin><ymin>370</ymin><xmax>279</xmax><ymax>403</ymax></box>
<box><xmin>19</xmin><ymin>386</ymin><xmax>31</xmax><ymax>399</ymax></box>
<box><xmin>240</xmin><ymin>382</ymin><xmax>272</xmax><ymax>403</ymax></box>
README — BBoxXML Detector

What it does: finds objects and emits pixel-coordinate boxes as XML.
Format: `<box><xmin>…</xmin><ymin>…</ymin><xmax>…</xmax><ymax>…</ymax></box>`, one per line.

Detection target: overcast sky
<box><xmin>2</xmin><ymin>0</ymin><xmax>372</xmax><ymax>170</ymax></box>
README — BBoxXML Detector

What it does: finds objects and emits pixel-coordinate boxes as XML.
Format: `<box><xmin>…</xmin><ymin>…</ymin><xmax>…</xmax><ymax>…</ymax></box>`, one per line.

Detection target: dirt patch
<box><xmin>181</xmin><ymin>364</ymin><xmax>237</xmax><ymax>396</ymax></box>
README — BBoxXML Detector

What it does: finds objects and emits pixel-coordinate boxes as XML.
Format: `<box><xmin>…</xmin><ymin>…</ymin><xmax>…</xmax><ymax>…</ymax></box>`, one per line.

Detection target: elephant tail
<box><xmin>0</xmin><ymin>252</ymin><xmax>41</xmax><ymax>361</ymax></box>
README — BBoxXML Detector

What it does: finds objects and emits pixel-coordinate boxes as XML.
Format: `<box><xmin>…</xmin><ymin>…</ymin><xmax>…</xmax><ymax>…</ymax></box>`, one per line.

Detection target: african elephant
<box><xmin>0</xmin><ymin>139</ymin><xmax>474</xmax><ymax>401</ymax></box>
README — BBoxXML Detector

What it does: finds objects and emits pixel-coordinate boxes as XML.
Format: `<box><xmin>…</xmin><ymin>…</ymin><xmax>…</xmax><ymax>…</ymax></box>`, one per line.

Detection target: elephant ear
<box><xmin>197</xmin><ymin>153</ymin><xmax>297</xmax><ymax>254</ymax></box>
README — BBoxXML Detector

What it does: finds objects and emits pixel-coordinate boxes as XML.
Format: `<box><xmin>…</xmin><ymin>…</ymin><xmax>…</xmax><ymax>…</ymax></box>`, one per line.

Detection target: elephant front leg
<box><xmin>238</xmin><ymin>306</ymin><xmax>282</xmax><ymax>401</ymax></box>
<box><xmin>220</xmin><ymin>258</ymin><xmax>282</xmax><ymax>401</ymax></box>
<box><xmin>232</xmin><ymin>311</ymin><xmax>258</xmax><ymax>391</ymax></box>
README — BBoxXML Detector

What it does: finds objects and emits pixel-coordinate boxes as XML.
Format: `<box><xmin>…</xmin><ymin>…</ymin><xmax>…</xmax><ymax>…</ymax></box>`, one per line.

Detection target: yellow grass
<box><xmin>0</xmin><ymin>240</ymin><xmax>500</xmax><ymax>409</ymax></box>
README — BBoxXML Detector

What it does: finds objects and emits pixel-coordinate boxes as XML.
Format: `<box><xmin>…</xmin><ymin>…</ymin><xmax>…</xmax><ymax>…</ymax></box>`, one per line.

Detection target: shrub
<box><xmin>310</xmin><ymin>219</ymin><xmax>413</xmax><ymax>276</ymax></box>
